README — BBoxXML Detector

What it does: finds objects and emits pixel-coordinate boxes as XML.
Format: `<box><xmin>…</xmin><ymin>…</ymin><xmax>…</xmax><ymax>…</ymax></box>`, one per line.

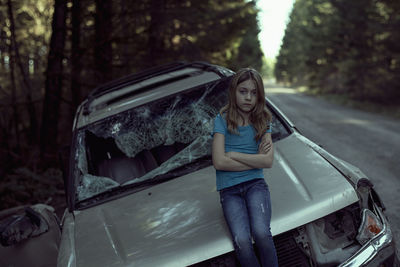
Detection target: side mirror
<box><xmin>0</xmin><ymin>207</ymin><xmax>49</xmax><ymax>246</ymax></box>
<box><xmin>0</xmin><ymin>205</ymin><xmax>61</xmax><ymax>266</ymax></box>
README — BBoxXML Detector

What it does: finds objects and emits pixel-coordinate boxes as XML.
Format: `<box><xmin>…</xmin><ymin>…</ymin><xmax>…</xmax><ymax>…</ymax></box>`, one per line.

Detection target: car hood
<box><xmin>63</xmin><ymin>133</ymin><xmax>359</xmax><ymax>267</ymax></box>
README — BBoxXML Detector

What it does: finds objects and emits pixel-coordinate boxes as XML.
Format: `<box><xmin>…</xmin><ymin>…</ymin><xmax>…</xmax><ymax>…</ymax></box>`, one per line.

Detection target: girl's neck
<box><xmin>237</xmin><ymin>110</ymin><xmax>250</xmax><ymax>126</ymax></box>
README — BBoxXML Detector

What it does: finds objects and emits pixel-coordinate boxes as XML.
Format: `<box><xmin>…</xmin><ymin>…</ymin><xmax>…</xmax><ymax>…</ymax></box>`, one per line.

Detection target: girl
<box><xmin>212</xmin><ymin>68</ymin><xmax>278</xmax><ymax>267</ymax></box>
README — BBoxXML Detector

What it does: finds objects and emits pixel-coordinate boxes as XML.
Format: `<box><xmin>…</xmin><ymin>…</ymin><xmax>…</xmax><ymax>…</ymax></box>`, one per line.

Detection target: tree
<box><xmin>147</xmin><ymin>0</ymin><xmax>167</xmax><ymax>67</ymax></box>
<box><xmin>94</xmin><ymin>0</ymin><xmax>113</xmax><ymax>84</ymax></box>
<box><xmin>70</xmin><ymin>0</ymin><xmax>82</xmax><ymax>108</ymax></box>
<box><xmin>229</xmin><ymin>1</ymin><xmax>264</xmax><ymax>72</ymax></box>
<box><xmin>6</xmin><ymin>0</ymin><xmax>21</xmax><ymax>153</ymax></box>
<box><xmin>40</xmin><ymin>0</ymin><xmax>67</xmax><ymax>160</ymax></box>
<box><xmin>7</xmin><ymin>0</ymin><xmax>38</xmax><ymax>144</ymax></box>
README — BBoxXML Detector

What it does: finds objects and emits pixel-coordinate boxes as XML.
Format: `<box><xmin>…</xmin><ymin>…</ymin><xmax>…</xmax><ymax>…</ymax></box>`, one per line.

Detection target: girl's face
<box><xmin>235</xmin><ymin>79</ymin><xmax>257</xmax><ymax>115</ymax></box>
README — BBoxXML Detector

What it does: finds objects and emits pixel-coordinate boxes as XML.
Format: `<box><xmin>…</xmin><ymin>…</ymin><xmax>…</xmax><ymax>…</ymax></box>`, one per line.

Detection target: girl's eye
<box><xmin>240</xmin><ymin>90</ymin><xmax>247</xmax><ymax>94</ymax></box>
<box><xmin>252</xmin><ymin>91</ymin><xmax>257</xmax><ymax>95</ymax></box>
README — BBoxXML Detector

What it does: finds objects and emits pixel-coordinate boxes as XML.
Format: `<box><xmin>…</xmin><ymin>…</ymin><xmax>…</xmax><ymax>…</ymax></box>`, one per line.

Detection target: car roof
<box><xmin>74</xmin><ymin>61</ymin><xmax>234</xmax><ymax>129</ymax></box>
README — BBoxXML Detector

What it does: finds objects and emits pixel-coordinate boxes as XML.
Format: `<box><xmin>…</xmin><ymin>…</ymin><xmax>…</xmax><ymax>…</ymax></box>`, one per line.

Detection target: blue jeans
<box><xmin>220</xmin><ymin>179</ymin><xmax>278</xmax><ymax>267</ymax></box>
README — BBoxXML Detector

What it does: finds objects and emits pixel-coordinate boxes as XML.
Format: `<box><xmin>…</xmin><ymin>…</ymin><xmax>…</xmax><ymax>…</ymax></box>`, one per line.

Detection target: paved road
<box><xmin>267</xmin><ymin>86</ymin><xmax>400</xmax><ymax>256</ymax></box>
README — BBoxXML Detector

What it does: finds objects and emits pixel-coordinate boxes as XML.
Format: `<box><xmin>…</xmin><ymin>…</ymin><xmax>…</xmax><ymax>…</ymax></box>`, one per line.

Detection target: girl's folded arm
<box><xmin>226</xmin><ymin>134</ymin><xmax>274</xmax><ymax>169</ymax></box>
<box><xmin>212</xmin><ymin>133</ymin><xmax>252</xmax><ymax>171</ymax></box>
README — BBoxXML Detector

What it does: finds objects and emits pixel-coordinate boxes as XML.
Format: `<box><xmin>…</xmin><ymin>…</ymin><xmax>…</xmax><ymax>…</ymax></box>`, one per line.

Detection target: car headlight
<box><xmin>339</xmin><ymin>204</ymin><xmax>394</xmax><ymax>267</ymax></box>
<box><xmin>356</xmin><ymin>209</ymin><xmax>383</xmax><ymax>245</ymax></box>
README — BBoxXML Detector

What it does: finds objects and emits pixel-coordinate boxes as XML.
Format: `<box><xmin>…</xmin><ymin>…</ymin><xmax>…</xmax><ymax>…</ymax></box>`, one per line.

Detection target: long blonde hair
<box><xmin>220</xmin><ymin>68</ymin><xmax>272</xmax><ymax>141</ymax></box>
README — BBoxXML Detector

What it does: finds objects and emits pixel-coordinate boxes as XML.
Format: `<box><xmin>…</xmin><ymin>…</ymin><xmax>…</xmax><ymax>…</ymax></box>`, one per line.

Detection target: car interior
<box><xmin>85</xmin><ymin>131</ymin><xmax>186</xmax><ymax>184</ymax></box>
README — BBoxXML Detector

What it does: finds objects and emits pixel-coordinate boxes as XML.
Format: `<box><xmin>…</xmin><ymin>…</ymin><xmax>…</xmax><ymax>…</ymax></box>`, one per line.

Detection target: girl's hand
<box><xmin>258</xmin><ymin>139</ymin><xmax>272</xmax><ymax>154</ymax></box>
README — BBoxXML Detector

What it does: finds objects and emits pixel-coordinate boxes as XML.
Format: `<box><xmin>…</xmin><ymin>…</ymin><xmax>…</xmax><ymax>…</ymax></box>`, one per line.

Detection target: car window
<box><xmin>72</xmin><ymin>77</ymin><xmax>291</xmax><ymax>205</ymax></box>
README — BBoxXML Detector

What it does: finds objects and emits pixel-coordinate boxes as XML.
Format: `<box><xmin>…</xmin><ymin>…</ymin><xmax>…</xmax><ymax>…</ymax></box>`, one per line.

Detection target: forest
<box><xmin>0</xmin><ymin>0</ymin><xmax>264</xmax><ymax>212</ymax></box>
<box><xmin>275</xmin><ymin>0</ymin><xmax>400</xmax><ymax>105</ymax></box>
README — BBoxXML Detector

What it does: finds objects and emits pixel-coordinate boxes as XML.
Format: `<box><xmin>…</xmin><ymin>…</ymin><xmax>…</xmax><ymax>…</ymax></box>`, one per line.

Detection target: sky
<box><xmin>256</xmin><ymin>0</ymin><xmax>295</xmax><ymax>59</ymax></box>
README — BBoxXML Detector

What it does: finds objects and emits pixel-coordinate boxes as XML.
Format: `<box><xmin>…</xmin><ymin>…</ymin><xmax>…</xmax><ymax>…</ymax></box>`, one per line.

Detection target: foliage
<box><xmin>261</xmin><ymin>56</ymin><xmax>275</xmax><ymax>79</ymax></box>
<box><xmin>275</xmin><ymin>0</ymin><xmax>400</xmax><ymax>105</ymax></box>
<box><xmin>0</xmin><ymin>168</ymin><xmax>65</xmax><ymax>213</ymax></box>
<box><xmin>69</xmin><ymin>0</ymin><xmax>264</xmax><ymax>91</ymax></box>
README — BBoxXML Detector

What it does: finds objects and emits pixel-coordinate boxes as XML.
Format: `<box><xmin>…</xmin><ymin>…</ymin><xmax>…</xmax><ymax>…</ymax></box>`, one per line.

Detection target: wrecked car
<box><xmin>52</xmin><ymin>61</ymin><xmax>398</xmax><ymax>266</ymax></box>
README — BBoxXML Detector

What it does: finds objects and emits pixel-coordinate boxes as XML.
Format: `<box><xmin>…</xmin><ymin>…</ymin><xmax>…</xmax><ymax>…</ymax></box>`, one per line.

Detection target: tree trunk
<box><xmin>40</xmin><ymin>0</ymin><xmax>67</xmax><ymax>161</ymax></box>
<box><xmin>71</xmin><ymin>0</ymin><xmax>82</xmax><ymax>108</ymax></box>
<box><xmin>147</xmin><ymin>0</ymin><xmax>166</xmax><ymax>67</ymax></box>
<box><xmin>0</xmin><ymin>120</ymin><xmax>12</xmax><ymax>178</ymax></box>
<box><xmin>8</xmin><ymin>35</ymin><xmax>21</xmax><ymax>153</ymax></box>
<box><xmin>0</xmin><ymin>30</ymin><xmax>5</xmax><ymax>71</ymax></box>
<box><xmin>94</xmin><ymin>0</ymin><xmax>113</xmax><ymax>84</ymax></box>
<box><xmin>7</xmin><ymin>0</ymin><xmax>38</xmax><ymax>145</ymax></box>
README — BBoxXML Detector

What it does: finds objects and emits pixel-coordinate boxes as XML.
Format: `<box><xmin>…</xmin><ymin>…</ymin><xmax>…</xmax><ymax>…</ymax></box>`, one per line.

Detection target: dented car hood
<box><xmin>59</xmin><ymin>133</ymin><xmax>359</xmax><ymax>267</ymax></box>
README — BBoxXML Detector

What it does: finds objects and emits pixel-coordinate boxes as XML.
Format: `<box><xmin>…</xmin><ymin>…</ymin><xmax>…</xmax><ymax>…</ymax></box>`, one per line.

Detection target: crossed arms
<box><xmin>212</xmin><ymin>133</ymin><xmax>274</xmax><ymax>171</ymax></box>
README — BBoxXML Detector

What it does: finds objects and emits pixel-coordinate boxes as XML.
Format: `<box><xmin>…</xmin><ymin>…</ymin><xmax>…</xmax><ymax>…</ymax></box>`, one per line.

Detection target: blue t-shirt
<box><xmin>213</xmin><ymin>114</ymin><xmax>272</xmax><ymax>190</ymax></box>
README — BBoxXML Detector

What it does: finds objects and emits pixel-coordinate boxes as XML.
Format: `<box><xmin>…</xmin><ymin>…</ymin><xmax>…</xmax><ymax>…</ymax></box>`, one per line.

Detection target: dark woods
<box><xmin>275</xmin><ymin>0</ymin><xmax>400</xmax><ymax>105</ymax></box>
<box><xmin>0</xmin><ymin>0</ymin><xmax>263</xmax><ymax>210</ymax></box>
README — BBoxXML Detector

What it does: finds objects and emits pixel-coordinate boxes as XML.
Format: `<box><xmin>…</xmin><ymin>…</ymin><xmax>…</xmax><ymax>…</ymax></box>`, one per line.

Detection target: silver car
<box><xmin>52</xmin><ymin>62</ymin><xmax>398</xmax><ymax>266</ymax></box>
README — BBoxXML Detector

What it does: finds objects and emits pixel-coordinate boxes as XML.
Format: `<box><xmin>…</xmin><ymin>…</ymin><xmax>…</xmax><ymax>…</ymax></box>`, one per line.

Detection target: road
<box><xmin>267</xmin><ymin>86</ymin><xmax>400</xmax><ymax>256</ymax></box>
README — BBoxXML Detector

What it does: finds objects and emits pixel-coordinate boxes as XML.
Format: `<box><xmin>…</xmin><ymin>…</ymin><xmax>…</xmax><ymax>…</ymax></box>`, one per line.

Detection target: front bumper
<box><xmin>339</xmin><ymin>206</ymin><xmax>399</xmax><ymax>267</ymax></box>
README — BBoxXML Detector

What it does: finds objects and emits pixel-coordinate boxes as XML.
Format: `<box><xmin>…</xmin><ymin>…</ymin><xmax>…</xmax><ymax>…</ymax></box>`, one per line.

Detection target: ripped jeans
<box><xmin>220</xmin><ymin>178</ymin><xmax>278</xmax><ymax>267</ymax></box>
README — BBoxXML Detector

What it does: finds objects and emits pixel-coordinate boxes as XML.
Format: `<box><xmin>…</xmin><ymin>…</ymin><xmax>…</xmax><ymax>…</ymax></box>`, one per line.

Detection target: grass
<box><xmin>297</xmin><ymin>86</ymin><xmax>400</xmax><ymax>120</ymax></box>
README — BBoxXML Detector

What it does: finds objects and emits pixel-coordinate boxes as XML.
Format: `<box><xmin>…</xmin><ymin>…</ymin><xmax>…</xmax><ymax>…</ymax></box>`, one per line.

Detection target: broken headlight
<box><xmin>356</xmin><ymin>208</ymin><xmax>383</xmax><ymax>245</ymax></box>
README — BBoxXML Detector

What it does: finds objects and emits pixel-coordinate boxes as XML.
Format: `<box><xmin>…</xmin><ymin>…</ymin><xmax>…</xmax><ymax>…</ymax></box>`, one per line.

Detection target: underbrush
<box><xmin>0</xmin><ymin>168</ymin><xmax>66</xmax><ymax>217</ymax></box>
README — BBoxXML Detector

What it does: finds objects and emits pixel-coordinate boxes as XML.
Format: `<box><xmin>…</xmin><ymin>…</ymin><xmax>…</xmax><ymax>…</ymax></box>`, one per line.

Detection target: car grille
<box><xmin>190</xmin><ymin>230</ymin><xmax>311</xmax><ymax>267</ymax></box>
<box><xmin>275</xmin><ymin>231</ymin><xmax>310</xmax><ymax>267</ymax></box>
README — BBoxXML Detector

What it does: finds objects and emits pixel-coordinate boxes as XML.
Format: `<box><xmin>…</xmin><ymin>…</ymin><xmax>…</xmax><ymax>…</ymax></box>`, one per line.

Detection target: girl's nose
<box><xmin>245</xmin><ymin>92</ymin><xmax>252</xmax><ymax>100</ymax></box>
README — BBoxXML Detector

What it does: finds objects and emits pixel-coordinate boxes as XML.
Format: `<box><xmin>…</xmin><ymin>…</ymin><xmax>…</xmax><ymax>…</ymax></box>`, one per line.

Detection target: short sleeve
<box><xmin>213</xmin><ymin>114</ymin><xmax>226</xmax><ymax>136</ymax></box>
<box><xmin>266</xmin><ymin>122</ymin><xmax>272</xmax><ymax>133</ymax></box>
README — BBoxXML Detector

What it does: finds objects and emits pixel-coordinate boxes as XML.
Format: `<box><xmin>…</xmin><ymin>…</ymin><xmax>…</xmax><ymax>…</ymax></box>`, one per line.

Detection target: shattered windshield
<box><xmin>74</xmin><ymin>79</ymin><xmax>229</xmax><ymax>202</ymax></box>
<box><xmin>73</xmin><ymin>78</ymin><xmax>290</xmax><ymax>203</ymax></box>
